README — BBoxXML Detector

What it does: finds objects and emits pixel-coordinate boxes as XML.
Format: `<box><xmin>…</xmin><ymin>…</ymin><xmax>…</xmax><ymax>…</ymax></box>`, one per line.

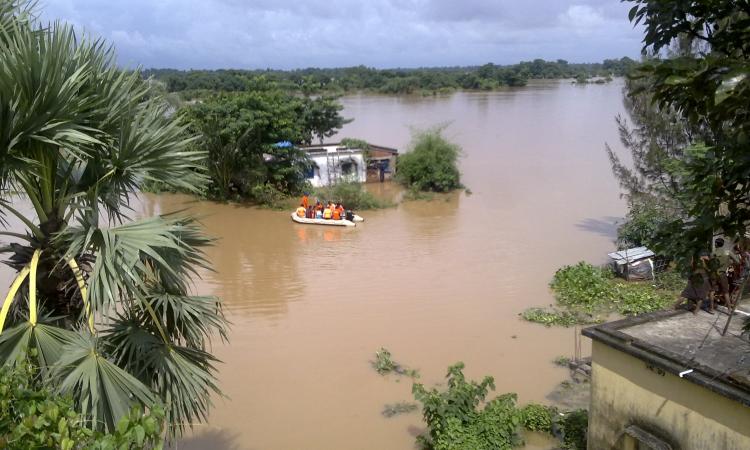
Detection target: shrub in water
<box><xmin>412</xmin><ymin>362</ymin><xmax>522</xmax><ymax>450</ymax></box>
<box><xmin>396</xmin><ymin>127</ymin><xmax>462</xmax><ymax>193</ymax></box>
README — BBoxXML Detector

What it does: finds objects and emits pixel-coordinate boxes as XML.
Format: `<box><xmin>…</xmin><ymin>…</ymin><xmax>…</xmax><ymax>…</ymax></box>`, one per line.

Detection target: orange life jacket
<box><xmin>332</xmin><ymin>209</ymin><xmax>341</xmax><ymax>220</ymax></box>
<box><xmin>296</xmin><ymin>207</ymin><xmax>306</xmax><ymax>218</ymax></box>
<box><xmin>301</xmin><ymin>196</ymin><xmax>309</xmax><ymax>209</ymax></box>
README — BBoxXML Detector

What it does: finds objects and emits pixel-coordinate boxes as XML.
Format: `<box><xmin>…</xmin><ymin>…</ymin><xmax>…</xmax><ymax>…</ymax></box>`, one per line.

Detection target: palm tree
<box><xmin>0</xmin><ymin>0</ymin><xmax>228</xmax><ymax>436</ymax></box>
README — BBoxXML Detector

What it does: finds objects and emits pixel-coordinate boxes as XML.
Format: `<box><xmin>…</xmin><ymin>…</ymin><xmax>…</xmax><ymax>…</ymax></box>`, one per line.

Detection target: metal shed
<box><xmin>608</xmin><ymin>246</ymin><xmax>656</xmax><ymax>281</ymax></box>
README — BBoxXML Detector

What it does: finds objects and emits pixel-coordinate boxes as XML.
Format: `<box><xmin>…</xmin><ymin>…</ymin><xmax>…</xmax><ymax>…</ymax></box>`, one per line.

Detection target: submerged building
<box><xmin>583</xmin><ymin>308</ymin><xmax>750</xmax><ymax>450</ymax></box>
<box><xmin>300</xmin><ymin>142</ymin><xmax>398</xmax><ymax>187</ymax></box>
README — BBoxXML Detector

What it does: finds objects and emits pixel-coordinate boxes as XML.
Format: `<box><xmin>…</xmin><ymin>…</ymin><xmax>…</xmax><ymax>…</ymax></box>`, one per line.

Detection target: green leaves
<box><xmin>53</xmin><ymin>333</ymin><xmax>156</xmax><ymax>432</ymax></box>
<box><xmin>412</xmin><ymin>363</ymin><xmax>522</xmax><ymax>450</ymax></box>
<box><xmin>0</xmin><ymin>0</ymin><xmax>227</xmax><ymax>439</ymax></box>
<box><xmin>0</xmin><ymin>355</ymin><xmax>165</xmax><ymax>449</ymax></box>
<box><xmin>396</xmin><ymin>127</ymin><xmax>462</xmax><ymax>193</ymax></box>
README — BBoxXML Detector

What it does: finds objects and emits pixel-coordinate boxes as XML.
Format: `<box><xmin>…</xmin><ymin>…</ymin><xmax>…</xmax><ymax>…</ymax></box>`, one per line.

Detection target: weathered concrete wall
<box><xmin>588</xmin><ymin>341</ymin><xmax>750</xmax><ymax>450</ymax></box>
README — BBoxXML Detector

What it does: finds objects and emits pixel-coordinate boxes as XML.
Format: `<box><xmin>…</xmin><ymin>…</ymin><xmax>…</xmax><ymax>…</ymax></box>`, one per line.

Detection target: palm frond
<box><xmin>53</xmin><ymin>332</ymin><xmax>156</xmax><ymax>432</ymax></box>
<box><xmin>61</xmin><ymin>214</ymin><xmax>212</xmax><ymax>314</ymax></box>
<box><xmin>0</xmin><ymin>321</ymin><xmax>76</xmax><ymax>371</ymax></box>
<box><xmin>103</xmin><ymin>313</ymin><xmax>223</xmax><ymax>437</ymax></box>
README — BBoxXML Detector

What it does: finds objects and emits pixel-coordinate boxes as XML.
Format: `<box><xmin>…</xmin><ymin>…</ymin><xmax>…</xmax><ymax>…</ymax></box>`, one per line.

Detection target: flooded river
<box><xmin>3</xmin><ymin>80</ymin><xmax>630</xmax><ymax>449</ymax></box>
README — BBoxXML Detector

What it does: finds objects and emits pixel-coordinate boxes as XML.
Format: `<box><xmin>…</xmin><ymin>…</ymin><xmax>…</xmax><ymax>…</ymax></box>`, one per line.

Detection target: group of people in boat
<box><xmin>295</xmin><ymin>192</ymin><xmax>353</xmax><ymax>221</ymax></box>
<box><xmin>675</xmin><ymin>237</ymin><xmax>750</xmax><ymax>314</ymax></box>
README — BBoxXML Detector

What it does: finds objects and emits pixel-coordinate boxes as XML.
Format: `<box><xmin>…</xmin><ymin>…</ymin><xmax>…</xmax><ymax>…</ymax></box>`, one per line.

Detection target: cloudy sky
<box><xmin>40</xmin><ymin>0</ymin><xmax>644</xmax><ymax>70</ymax></box>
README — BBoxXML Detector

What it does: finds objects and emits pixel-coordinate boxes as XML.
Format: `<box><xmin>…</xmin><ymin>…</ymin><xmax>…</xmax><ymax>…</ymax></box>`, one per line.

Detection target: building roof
<box><xmin>607</xmin><ymin>246</ymin><xmax>655</xmax><ymax>264</ymax></box>
<box><xmin>299</xmin><ymin>142</ymin><xmax>398</xmax><ymax>154</ymax></box>
<box><xmin>583</xmin><ymin>304</ymin><xmax>750</xmax><ymax>407</ymax></box>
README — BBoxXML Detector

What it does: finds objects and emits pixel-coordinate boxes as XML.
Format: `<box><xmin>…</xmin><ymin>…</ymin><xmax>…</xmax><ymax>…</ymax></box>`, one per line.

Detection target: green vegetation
<box><xmin>372</xmin><ymin>348</ymin><xmax>419</xmax><ymax>378</ymax></box>
<box><xmin>143</xmin><ymin>58</ymin><xmax>638</xmax><ymax>96</ymax></box>
<box><xmin>558</xmin><ymin>409</ymin><xmax>588</xmax><ymax>450</ymax></box>
<box><xmin>522</xmin><ymin>262</ymin><xmax>682</xmax><ymax>326</ymax></box>
<box><xmin>0</xmin><ymin>356</ymin><xmax>164</xmax><ymax>449</ymax></box>
<box><xmin>382</xmin><ymin>402</ymin><xmax>419</xmax><ymax>418</ymax></box>
<box><xmin>519</xmin><ymin>403</ymin><xmax>555</xmax><ymax>433</ymax></box>
<box><xmin>613</xmin><ymin>0</ymin><xmax>750</xmax><ymax>267</ymax></box>
<box><xmin>411</xmin><ymin>363</ymin><xmax>586</xmax><ymax>449</ymax></box>
<box><xmin>553</xmin><ymin>356</ymin><xmax>572</xmax><ymax>367</ymax></box>
<box><xmin>412</xmin><ymin>363</ymin><xmax>523</xmax><ymax>450</ymax></box>
<box><xmin>396</xmin><ymin>128</ymin><xmax>462</xmax><ymax>193</ymax></box>
<box><xmin>313</xmin><ymin>182</ymin><xmax>392</xmax><ymax>210</ymax></box>
<box><xmin>180</xmin><ymin>87</ymin><xmax>348</xmax><ymax>203</ymax></box>
<box><xmin>0</xmin><ymin>0</ymin><xmax>227</xmax><ymax>437</ymax></box>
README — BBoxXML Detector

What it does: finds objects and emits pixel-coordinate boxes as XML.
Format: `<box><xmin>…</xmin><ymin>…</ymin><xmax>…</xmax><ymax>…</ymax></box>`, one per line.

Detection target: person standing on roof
<box><xmin>710</xmin><ymin>238</ymin><xmax>739</xmax><ymax>307</ymax></box>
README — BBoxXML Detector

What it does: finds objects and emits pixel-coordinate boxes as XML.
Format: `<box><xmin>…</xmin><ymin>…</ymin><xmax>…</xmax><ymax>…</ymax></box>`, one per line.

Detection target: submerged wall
<box><xmin>588</xmin><ymin>341</ymin><xmax>750</xmax><ymax>450</ymax></box>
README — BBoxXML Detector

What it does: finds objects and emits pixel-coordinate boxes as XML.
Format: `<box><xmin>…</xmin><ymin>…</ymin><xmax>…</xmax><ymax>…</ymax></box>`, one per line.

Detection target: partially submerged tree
<box><xmin>396</xmin><ymin>127</ymin><xmax>462</xmax><ymax>193</ymax></box>
<box><xmin>0</xmin><ymin>0</ymin><xmax>227</xmax><ymax>437</ymax></box>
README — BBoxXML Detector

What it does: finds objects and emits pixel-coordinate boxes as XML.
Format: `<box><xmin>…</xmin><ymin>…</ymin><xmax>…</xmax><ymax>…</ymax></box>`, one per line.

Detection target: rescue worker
<box><xmin>301</xmin><ymin>192</ymin><xmax>309</xmax><ymax>209</ymax></box>
<box><xmin>295</xmin><ymin>204</ymin><xmax>306</xmax><ymax>218</ymax></box>
<box><xmin>332</xmin><ymin>205</ymin><xmax>341</xmax><ymax>220</ymax></box>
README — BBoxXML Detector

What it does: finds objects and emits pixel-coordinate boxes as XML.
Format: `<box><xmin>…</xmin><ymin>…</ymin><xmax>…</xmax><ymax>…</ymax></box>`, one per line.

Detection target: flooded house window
<box><xmin>341</xmin><ymin>161</ymin><xmax>356</xmax><ymax>176</ymax></box>
<box><xmin>305</xmin><ymin>163</ymin><xmax>319</xmax><ymax>179</ymax></box>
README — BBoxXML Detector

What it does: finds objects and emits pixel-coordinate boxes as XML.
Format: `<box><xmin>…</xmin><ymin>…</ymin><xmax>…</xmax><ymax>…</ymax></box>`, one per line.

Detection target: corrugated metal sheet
<box><xmin>607</xmin><ymin>246</ymin><xmax>655</xmax><ymax>264</ymax></box>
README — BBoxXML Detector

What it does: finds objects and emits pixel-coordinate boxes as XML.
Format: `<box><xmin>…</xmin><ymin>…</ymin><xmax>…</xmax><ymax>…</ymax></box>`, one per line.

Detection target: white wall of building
<box><xmin>305</xmin><ymin>146</ymin><xmax>367</xmax><ymax>187</ymax></box>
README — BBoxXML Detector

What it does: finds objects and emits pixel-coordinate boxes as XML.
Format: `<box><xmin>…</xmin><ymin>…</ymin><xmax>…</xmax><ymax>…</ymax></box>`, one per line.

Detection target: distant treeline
<box><xmin>143</xmin><ymin>57</ymin><xmax>638</xmax><ymax>95</ymax></box>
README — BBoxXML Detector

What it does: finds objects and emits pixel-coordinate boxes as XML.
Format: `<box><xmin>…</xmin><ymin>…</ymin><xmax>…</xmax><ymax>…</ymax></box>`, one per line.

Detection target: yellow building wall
<box><xmin>588</xmin><ymin>340</ymin><xmax>750</xmax><ymax>450</ymax></box>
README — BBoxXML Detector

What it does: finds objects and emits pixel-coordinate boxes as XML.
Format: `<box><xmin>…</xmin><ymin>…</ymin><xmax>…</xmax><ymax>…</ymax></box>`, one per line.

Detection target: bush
<box><xmin>412</xmin><ymin>363</ymin><xmax>522</xmax><ymax>450</ymax></box>
<box><xmin>313</xmin><ymin>182</ymin><xmax>391</xmax><ymax>210</ymax></box>
<box><xmin>520</xmin><ymin>404</ymin><xmax>555</xmax><ymax>433</ymax></box>
<box><xmin>550</xmin><ymin>262</ymin><xmax>614</xmax><ymax>312</ymax></box>
<box><xmin>0</xmin><ymin>356</ymin><xmax>164</xmax><ymax>449</ymax></box>
<box><xmin>557</xmin><ymin>409</ymin><xmax>588</xmax><ymax>450</ymax></box>
<box><xmin>396</xmin><ymin>127</ymin><xmax>462</xmax><ymax>193</ymax></box>
<box><xmin>250</xmin><ymin>183</ymin><xmax>290</xmax><ymax>208</ymax></box>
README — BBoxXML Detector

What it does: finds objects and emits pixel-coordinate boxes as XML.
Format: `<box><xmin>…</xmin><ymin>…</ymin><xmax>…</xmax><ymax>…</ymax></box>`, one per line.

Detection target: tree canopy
<box><xmin>624</xmin><ymin>0</ymin><xmax>750</xmax><ymax>262</ymax></box>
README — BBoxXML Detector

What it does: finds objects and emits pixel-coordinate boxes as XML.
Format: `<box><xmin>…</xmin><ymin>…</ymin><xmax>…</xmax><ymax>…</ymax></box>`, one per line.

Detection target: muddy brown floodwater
<box><xmin>1</xmin><ymin>80</ymin><xmax>630</xmax><ymax>449</ymax></box>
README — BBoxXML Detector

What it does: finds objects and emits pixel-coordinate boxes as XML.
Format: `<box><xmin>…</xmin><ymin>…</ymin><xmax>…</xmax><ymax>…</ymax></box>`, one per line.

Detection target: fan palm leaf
<box><xmin>0</xmin><ymin>0</ymin><xmax>227</xmax><ymax>437</ymax></box>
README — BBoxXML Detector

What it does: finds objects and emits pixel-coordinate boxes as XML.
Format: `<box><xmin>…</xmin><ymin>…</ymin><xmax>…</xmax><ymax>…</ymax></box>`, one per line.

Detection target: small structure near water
<box><xmin>608</xmin><ymin>246</ymin><xmax>656</xmax><ymax>281</ymax></box>
<box><xmin>300</xmin><ymin>142</ymin><xmax>398</xmax><ymax>187</ymax></box>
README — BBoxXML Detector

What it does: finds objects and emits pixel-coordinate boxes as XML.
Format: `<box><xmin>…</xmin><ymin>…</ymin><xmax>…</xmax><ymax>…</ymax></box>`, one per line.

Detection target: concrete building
<box><xmin>583</xmin><ymin>308</ymin><xmax>750</xmax><ymax>450</ymax></box>
<box><xmin>300</xmin><ymin>142</ymin><xmax>397</xmax><ymax>187</ymax></box>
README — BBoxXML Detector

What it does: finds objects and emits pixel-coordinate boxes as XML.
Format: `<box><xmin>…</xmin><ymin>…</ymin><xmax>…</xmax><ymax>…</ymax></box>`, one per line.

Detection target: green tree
<box><xmin>301</xmin><ymin>95</ymin><xmax>351</xmax><ymax>144</ymax></box>
<box><xmin>625</xmin><ymin>0</ymin><xmax>750</xmax><ymax>263</ymax></box>
<box><xmin>0</xmin><ymin>0</ymin><xmax>227</xmax><ymax>436</ymax></box>
<box><xmin>396</xmin><ymin>127</ymin><xmax>462</xmax><ymax>192</ymax></box>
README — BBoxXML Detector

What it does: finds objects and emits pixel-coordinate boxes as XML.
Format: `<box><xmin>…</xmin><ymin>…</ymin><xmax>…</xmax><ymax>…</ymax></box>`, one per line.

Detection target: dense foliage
<box><xmin>180</xmin><ymin>87</ymin><xmax>348</xmax><ymax>202</ymax></box>
<box><xmin>396</xmin><ymin>128</ymin><xmax>462</xmax><ymax>192</ymax></box>
<box><xmin>0</xmin><ymin>357</ymin><xmax>164</xmax><ymax>449</ymax></box>
<box><xmin>411</xmin><ymin>363</ymin><xmax>586</xmax><ymax>449</ymax></box>
<box><xmin>522</xmin><ymin>262</ymin><xmax>681</xmax><ymax>326</ymax></box>
<box><xmin>143</xmin><ymin>58</ymin><xmax>638</xmax><ymax>96</ymax></box>
<box><xmin>412</xmin><ymin>363</ymin><xmax>523</xmax><ymax>450</ymax></box>
<box><xmin>622</xmin><ymin>0</ymin><xmax>750</xmax><ymax>267</ymax></box>
<box><xmin>0</xmin><ymin>0</ymin><xmax>227</xmax><ymax>437</ymax></box>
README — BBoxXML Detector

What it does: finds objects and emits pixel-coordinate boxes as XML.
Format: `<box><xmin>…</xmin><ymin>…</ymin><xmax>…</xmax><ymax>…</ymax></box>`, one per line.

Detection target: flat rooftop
<box><xmin>583</xmin><ymin>301</ymin><xmax>750</xmax><ymax>407</ymax></box>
